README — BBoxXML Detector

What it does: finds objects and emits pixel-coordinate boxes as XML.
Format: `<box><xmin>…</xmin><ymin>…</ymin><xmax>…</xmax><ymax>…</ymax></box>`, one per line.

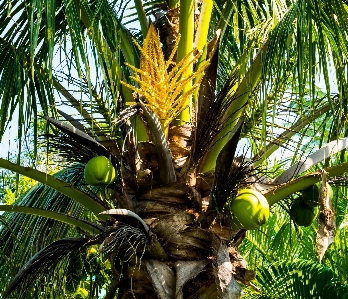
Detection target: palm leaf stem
<box><xmin>99</xmin><ymin>208</ymin><xmax>150</xmax><ymax>235</ymax></box>
<box><xmin>253</xmin><ymin>102</ymin><xmax>331</xmax><ymax>166</ymax></box>
<box><xmin>0</xmin><ymin>158</ymin><xmax>108</xmax><ymax>218</ymax></box>
<box><xmin>274</xmin><ymin>138</ymin><xmax>348</xmax><ymax>184</ymax></box>
<box><xmin>134</xmin><ymin>0</ymin><xmax>149</xmax><ymax>38</ymax></box>
<box><xmin>121</xmin><ymin>81</ymin><xmax>149</xmax><ymax>142</ymax></box>
<box><xmin>192</xmin><ymin>44</ymin><xmax>208</xmax><ymax>111</ymax></box>
<box><xmin>194</xmin><ymin>0</ymin><xmax>214</xmax><ymax>52</ymax></box>
<box><xmin>265</xmin><ymin>162</ymin><xmax>348</xmax><ymax>206</ymax></box>
<box><xmin>177</xmin><ymin>0</ymin><xmax>194</xmax><ymax>124</ymax></box>
<box><xmin>137</xmin><ymin>100</ymin><xmax>176</xmax><ymax>184</ymax></box>
<box><xmin>191</xmin><ymin>1</ymin><xmax>215</xmax><ymax>109</ymax></box>
<box><xmin>0</xmin><ymin>205</ymin><xmax>103</xmax><ymax>235</ymax></box>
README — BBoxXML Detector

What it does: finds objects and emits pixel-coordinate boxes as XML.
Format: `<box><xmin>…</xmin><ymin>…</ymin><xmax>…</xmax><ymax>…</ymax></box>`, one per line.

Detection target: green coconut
<box><xmin>302</xmin><ymin>183</ymin><xmax>333</xmax><ymax>207</ymax></box>
<box><xmin>84</xmin><ymin>156</ymin><xmax>116</xmax><ymax>186</ymax></box>
<box><xmin>290</xmin><ymin>199</ymin><xmax>318</xmax><ymax>227</ymax></box>
<box><xmin>230</xmin><ymin>189</ymin><xmax>270</xmax><ymax>230</ymax></box>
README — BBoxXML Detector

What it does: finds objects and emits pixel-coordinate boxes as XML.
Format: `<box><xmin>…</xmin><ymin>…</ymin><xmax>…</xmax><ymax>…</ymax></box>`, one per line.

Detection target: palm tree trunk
<box><xmin>111</xmin><ymin>180</ymin><xmax>250</xmax><ymax>298</ymax></box>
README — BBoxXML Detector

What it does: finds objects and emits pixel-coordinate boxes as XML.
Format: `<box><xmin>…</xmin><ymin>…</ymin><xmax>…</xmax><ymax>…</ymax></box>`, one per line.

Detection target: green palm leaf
<box><xmin>244</xmin><ymin>260</ymin><xmax>348</xmax><ymax>299</ymax></box>
<box><xmin>0</xmin><ymin>163</ymin><xmax>101</xmax><ymax>288</ymax></box>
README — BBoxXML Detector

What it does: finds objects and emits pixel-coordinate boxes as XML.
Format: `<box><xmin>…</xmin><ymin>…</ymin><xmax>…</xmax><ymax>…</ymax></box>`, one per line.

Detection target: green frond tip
<box><xmin>121</xmin><ymin>24</ymin><xmax>210</xmax><ymax>130</ymax></box>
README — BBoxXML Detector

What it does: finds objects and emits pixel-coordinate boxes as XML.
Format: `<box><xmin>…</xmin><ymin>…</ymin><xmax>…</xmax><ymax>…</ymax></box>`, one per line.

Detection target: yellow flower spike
<box><xmin>121</xmin><ymin>23</ymin><xmax>209</xmax><ymax>131</ymax></box>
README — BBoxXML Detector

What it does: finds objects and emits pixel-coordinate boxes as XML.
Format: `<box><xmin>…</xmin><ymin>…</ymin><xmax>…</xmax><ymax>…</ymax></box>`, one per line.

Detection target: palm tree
<box><xmin>1</xmin><ymin>0</ymin><xmax>348</xmax><ymax>298</ymax></box>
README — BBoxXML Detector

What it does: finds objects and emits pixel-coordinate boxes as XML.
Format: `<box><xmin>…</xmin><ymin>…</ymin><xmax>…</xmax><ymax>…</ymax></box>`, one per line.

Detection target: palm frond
<box><xmin>43</xmin><ymin>116</ymin><xmax>121</xmax><ymax>161</ymax></box>
<box><xmin>0</xmin><ymin>205</ymin><xmax>105</xmax><ymax>235</ymax></box>
<box><xmin>274</xmin><ymin>138</ymin><xmax>348</xmax><ymax>184</ymax></box>
<box><xmin>239</xmin><ymin>206</ymin><xmax>318</xmax><ymax>269</ymax></box>
<box><xmin>99</xmin><ymin>223</ymin><xmax>148</xmax><ymax>263</ymax></box>
<box><xmin>44</xmin><ymin>133</ymin><xmax>106</xmax><ymax>164</ymax></box>
<box><xmin>3</xmin><ymin>238</ymin><xmax>91</xmax><ymax>299</ymax></box>
<box><xmin>243</xmin><ymin>260</ymin><xmax>348</xmax><ymax>299</ymax></box>
<box><xmin>0</xmin><ymin>163</ymin><xmax>102</xmax><ymax>287</ymax></box>
<box><xmin>0</xmin><ymin>0</ymin><xmax>141</xmax><ymax>154</ymax></box>
<box><xmin>210</xmin><ymin>0</ymin><xmax>348</xmax><ymax>175</ymax></box>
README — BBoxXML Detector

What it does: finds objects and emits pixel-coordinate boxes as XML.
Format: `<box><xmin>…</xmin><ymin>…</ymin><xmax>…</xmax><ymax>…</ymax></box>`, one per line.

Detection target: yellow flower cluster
<box><xmin>121</xmin><ymin>24</ymin><xmax>209</xmax><ymax>129</ymax></box>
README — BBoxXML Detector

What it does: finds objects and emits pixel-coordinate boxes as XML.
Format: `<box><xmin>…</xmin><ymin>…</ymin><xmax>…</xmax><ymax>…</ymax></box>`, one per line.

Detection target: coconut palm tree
<box><xmin>1</xmin><ymin>0</ymin><xmax>348</xmax><ymax>298</ymax></box>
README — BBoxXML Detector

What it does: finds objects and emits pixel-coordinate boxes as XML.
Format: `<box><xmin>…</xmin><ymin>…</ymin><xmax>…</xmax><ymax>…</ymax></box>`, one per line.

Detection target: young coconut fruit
<box><xmin>290</xmin><ymin>199</ymin><xmax>318</xmax><ymax>227</ymax></box>
<box><xmin>230</xmin><ymin>189</ymin><xmax>270</xmax><ymax>230</ymax></box>
<box><xmin>84</xmin><ymin>156</ymin><xmax>116</xmax><ymax>186</ymax></box>
<box><xmin>301</xmin><ymin>183</ymin><xmax>333</xmax><ymax>207</ymax></box>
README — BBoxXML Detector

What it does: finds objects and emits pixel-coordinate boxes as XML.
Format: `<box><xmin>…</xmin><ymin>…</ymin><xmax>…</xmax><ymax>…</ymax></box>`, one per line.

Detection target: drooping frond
<box><xmin>3</xmin><ymin>238</ymin><xmax>91</xmax><ymax>299</ymax></box>
<box><xmin>3</xmin><ymin>230</ymin><xmax>112</xmax><ymax>299</ymax></box>
<box><xmin>99</xmin><ymin>208</ymin><xmax>151</xmax><ymax>235</ymax></box>
<box><xmin>121</xmin><ymin>23</ymin><xmax>209</xmax><ymax>129</ymax></box>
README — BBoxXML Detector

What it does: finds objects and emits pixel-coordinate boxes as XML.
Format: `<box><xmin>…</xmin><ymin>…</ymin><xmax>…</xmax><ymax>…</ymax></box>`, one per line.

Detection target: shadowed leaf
<box><xmin>211</xmin><ymin>118</ymin><xmax>244</xmax><ymax>210</ymax></box>
<box><xmin>43</xmin><ymin>116</ymin><xmax>113</xmax><ymax>158</ymax></box>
